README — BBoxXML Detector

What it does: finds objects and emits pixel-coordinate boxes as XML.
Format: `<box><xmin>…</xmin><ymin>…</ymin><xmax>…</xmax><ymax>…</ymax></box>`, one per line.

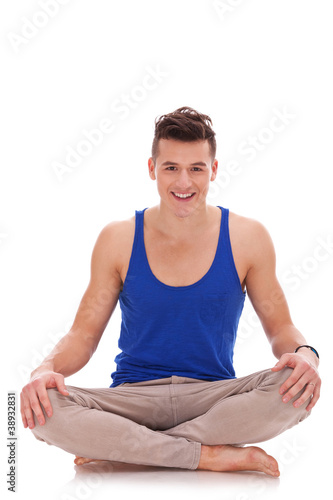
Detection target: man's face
<box><xmin>148</xmin><ymin>139</ymin><xmax>218</xmax><ymax>218</ymax></box>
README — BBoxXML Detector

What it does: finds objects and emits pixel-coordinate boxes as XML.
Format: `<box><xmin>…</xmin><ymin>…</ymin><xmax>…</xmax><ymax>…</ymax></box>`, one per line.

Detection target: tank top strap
<box><xmin>135</xmin><ymin>208</ymin><xmax>145</xmax><ymax>239</ymax></box>
<box><xmin>217</xmin><ymin>206</ymin><xmax>244</xmax><ymax>295</ymax></box>
<box><xmin>209</xmin><ymin>206</ymin><xmax>227</xmax><ymax>269</ymax></box>
<box><xmin>132</xmin><ymin>208</ymin><xmax>148</xmax><ymax>262</ymax></box>
<box><xmin>215</xmin><ymin>206</ymin><xmax>229</xmax><ymax>255</ymax></box>
<box><xmin>219</xmin><ymin>206</ymin><xmax>229</xmax><ymax>233</ymax></box>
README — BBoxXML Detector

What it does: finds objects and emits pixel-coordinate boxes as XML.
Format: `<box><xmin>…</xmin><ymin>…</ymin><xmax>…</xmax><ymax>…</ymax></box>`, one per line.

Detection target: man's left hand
<box><xmin>271</xmin><ymin>352</ymin><xmax>321</xmax><ymax>412</ymax></box>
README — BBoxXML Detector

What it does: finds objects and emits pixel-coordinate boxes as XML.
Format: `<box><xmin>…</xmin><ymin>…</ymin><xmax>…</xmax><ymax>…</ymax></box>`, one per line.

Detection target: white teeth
<box><xmin>173</xmin><ymin>193</ymin><xmax>193</xmax><ymax>199</ymax></box>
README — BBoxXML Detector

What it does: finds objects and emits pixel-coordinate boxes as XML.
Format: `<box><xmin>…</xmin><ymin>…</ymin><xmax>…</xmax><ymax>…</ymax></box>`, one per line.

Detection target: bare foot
<box><xmin>197</xmin><ymin>445</ymin><xmax>280</xmax><ymax>477</ymax></box>
<box><xmin>74</xmin><ymin>456</ymin><xmax>104</xmax><ymax>466</ymax></box>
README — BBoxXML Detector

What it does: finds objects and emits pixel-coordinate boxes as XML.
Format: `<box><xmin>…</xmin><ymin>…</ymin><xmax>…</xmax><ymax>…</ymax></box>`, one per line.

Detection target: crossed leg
<box><xmin>68</xmin><ymin>368</ymin><xmax>310</xmax><ymax>477</ymax></box>
<box><xmin>74</xmin><ymin>445</ymin><xmax>279</xmax><ymax>476</ymax></box>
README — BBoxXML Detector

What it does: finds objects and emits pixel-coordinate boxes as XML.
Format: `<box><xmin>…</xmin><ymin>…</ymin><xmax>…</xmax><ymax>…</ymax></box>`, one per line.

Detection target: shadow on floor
<box><xmin>56</xmin><ymin>459</ymin><xmax>280</xmax><ymax>499</ymax></box>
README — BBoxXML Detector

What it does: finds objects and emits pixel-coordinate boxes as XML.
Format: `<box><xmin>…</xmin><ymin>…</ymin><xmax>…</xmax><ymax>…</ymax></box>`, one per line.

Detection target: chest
<box><xmin>144</xmin><ymin>228</ymin><xmax>248</xmax><ymax>292</ymax></box>
<box><xmin>144</xmin><ymin>227</ymin><xmax>220</xmax><ymax>287</ymax></box>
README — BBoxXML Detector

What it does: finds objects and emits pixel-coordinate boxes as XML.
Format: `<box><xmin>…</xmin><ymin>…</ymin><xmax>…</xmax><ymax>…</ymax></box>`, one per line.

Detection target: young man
<box><xmin>20</xmin><ymin>107</ymin><xmax>321</xmax><ymax>477</ymax></box>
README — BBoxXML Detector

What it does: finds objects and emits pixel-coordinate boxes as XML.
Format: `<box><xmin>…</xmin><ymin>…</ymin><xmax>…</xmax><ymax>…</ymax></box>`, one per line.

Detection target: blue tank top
<box><xmin>110</xmin><ymin>206</ymin><xmax>246</xmax><ymax>387</ymax></box>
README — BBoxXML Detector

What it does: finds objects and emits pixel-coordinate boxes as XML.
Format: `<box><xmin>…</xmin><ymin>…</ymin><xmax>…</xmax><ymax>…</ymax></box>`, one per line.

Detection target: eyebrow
<box><xmin>161</xmin><ymin>161</ymin><xmax>208</xmax><ymax>167</ymax></box>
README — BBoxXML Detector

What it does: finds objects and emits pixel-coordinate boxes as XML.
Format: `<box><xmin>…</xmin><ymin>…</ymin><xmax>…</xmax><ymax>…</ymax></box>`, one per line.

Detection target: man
<box><xmin>20</xmin><ymin>107</ymin><xmax>320</xmax><ymax>477</ymax></box>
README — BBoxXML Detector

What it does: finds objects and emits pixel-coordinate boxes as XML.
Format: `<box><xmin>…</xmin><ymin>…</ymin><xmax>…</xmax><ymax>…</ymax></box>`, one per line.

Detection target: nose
<box><xmin>176</xmin><ymin>169</ymin><xmax>192</xmax><ymax>189</ymax></box>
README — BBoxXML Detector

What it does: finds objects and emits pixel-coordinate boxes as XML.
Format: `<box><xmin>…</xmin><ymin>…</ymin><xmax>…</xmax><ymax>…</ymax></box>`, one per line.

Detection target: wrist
<box><xmin>295</xmin><ymin>345</ymin><xmax>319</xmax><ymax>367</ymax></box>
<box><xmin>30</xmin><ymin>363</ymin><xmax>54</xmax><ymax>379</ymax></box>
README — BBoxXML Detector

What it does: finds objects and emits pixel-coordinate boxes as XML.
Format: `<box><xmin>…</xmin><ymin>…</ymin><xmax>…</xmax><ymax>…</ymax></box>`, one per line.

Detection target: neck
<box><xmin>148</xmin><ymin>201</ymin><xmax>216</xmax><ymax>240</ymax></box>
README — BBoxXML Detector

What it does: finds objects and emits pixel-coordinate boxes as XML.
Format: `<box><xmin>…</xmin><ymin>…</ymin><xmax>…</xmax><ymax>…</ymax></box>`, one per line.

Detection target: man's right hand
<box><xmin>20</xmin><ymin>371</ymin><xmax>69</xmax><ymax>430</ymax></box>
<box><xmin>20</xmin><ymin>222</ymin><xmax>123</xmax><ymax>431</ymax></box>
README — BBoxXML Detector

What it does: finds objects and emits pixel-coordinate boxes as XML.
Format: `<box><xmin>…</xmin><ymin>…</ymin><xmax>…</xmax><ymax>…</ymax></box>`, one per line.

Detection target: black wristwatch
<box><xmin>295</xmin><ymin>345</ymin><xmax>319</xmax><ymax>359</ymax></box>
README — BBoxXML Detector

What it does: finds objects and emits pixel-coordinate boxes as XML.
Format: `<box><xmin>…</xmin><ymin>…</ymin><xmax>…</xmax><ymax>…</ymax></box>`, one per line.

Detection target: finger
<box><xmin>306</xmin><ymin>384</ymin><xmax>321</xmax><ymax>412</ymax></box>
<box><xmin>285</xmin><ymin>370</ymin><xmax>320</xmax><ymax>406</ymax></box>
<box><xmin>25</xmin><ymin>385</ymin><xmax>48</xmax><ymax>428</ymax></box>
<box><xmin>282</xmin><ymin>371</ymin><xmax>313</xmax><ymax>403</ymax></box>
<box><xmin>292</xmin><ymin>383</ymin><xmax>315</xmax><ymax>408</ymax></box>
<box><xmin>54</xmin><ymin>376</ymin><xmax>69</xmax><ymax>396</ymax></box>
<box><xmin>271</xmin><ymin>354</ymin><xmax>291</xmax><ymax>372</ymax></box>
<box><xmin>271</xmin><ymin>361</ymin><xmax>285</xmax><ymax>372</ymax></box>
<box><xmin>279</xmin><ymin>365</ymin><xmax>305</xmax><ymax>396</ymax></box>
<box><xmin>280</xmin><ymin>357</ymin><xmax>317</xmax><ymax>396</ymax></box>
<box><xmin>20</xmin><ymin>392</ymin><xmax>28</xmax><ymax>429</ymax></box>
<box><xmin>35</xmin><ymin>385</ymin><xmax>54</xmax><ymax>419</ymax></box>
<box><xmin>21</xmin><ymin>390</ymin><xmax>37</xmax><ymax>430</ymax></box>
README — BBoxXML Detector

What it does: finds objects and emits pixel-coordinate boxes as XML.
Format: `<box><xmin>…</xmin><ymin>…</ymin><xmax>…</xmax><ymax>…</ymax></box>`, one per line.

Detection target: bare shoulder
<box><xmin>92</xmin><ymin>216</ymin><xmax>136</xmax><ymax>276</ymax></box>
<box><xmin>97</xmin><ymin>216</ymin><xmax>135</xmax><ymax>253</ymax></box>
<box><xmin>229</xmin><ymin>211</ymin><xmax>276</xmax><ymax>267</ymax></box>
<box><xmin>98</xmin><ymin>216</ymin><xmax>135</xmax><ymax>246</ymax></box>
<box><xmin>229</xmin><ymin>211</ymin><xmax>272</xmax><ymax>239</ymax></box>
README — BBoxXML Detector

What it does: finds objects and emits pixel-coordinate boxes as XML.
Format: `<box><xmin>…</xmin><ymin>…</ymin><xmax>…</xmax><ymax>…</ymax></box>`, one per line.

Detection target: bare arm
<box><xmin>20</xmin><ymin>223</ymin><xmax>123</xmax><ymax>429</ymax></box>
<box><xmin>244</xmin><ymin>220</ymin><xmax>321</xmax><ymax>410</ymax></box>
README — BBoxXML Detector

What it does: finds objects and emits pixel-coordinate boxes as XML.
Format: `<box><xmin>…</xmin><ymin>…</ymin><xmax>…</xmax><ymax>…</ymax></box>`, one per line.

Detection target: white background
<box><xmin>1</xmin><ymin>1</ymin><xmax>332</xmax><ymax>499</ymax></box>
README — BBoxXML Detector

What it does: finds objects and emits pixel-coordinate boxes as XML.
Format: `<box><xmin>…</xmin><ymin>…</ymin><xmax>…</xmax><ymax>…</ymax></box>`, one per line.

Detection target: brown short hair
<box><xmin>151</xmin><ymin>106</ymin><xmax>216</xmax><ymax>163</ymax></box>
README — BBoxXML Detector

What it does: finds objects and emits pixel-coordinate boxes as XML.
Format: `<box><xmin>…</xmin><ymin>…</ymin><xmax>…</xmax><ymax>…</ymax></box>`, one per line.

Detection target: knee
<box><xmin>267</xmin><ymin>366</ymin><xmax>294</xmax><ymax>387</ymax></box>
<box><xmin>258</xmin><ymin>367</ymin><xmax>293</xmax><ymax>401</ymax></box>
<box><xmin>268</xmin><ymin>367</ymin><xmax>311</xmax><ymax>407</ymax></box>
<box><xmin>31</xmin><ymin>388</ymin><xmax>69</xmax><ymax>443</ymax></box>
<box><xmin>265</xmin><ymin>368</ymin><xmax>311</xmax><ymax>424</ymax></box>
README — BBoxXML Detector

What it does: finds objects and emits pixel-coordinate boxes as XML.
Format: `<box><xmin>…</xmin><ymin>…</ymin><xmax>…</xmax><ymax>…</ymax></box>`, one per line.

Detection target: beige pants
<box><xmin>32</xmin><ymin>367</ymin><xmax>310</xmax><ymax>470</ymax></box>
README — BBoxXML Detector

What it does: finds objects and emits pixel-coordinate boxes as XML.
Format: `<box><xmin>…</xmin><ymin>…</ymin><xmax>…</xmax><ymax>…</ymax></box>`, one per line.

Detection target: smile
<box><xmin>171</xmin><ymin>192</ymin><xmax>195</xmax><ymax>199</ymax></box>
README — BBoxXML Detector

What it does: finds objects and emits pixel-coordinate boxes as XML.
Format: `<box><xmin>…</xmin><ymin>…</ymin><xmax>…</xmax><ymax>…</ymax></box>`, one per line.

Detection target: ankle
<box><xmin>197</xmin><ymin>445</ymin><xmax>213</xmax><ymax>470</ymax></box>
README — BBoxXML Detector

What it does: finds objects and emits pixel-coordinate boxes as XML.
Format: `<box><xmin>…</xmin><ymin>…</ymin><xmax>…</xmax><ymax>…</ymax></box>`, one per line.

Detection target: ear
<box><xmin>148</xmin><ymin>157</ymin><xmax>156</xmax><ymax>180</ymax></box>
<box><xmin>210</xmin><ymin>159</ymin><xmax>218</xmax><ymax>181</ymax></box>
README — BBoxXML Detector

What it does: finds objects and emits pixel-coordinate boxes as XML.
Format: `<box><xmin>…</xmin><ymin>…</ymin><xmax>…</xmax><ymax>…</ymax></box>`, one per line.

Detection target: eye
<box><xmin>166</xmin><ymin>166</ymin><xmax>176</xmax><ymax>171</ymax></box>
<box><xmin>192</xmin><ymin>167</ymin><xmax>202</xmax><ymax>171</ymax></box>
